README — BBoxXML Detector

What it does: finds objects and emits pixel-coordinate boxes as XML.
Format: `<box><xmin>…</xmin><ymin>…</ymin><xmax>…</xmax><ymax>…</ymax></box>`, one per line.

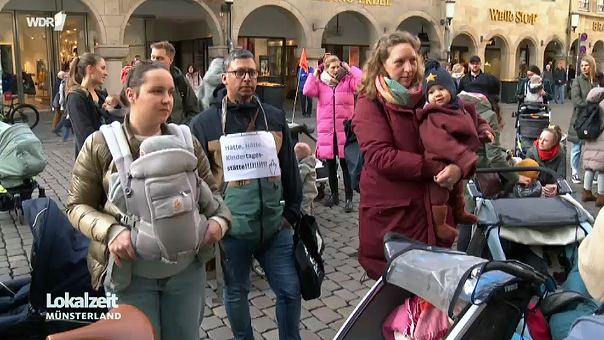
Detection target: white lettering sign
<box><xmin>46</xmin><ymin>292</ymin><xmax>119</xmax><ymax>309</ymax></box>
<box><xmin>26</xmin><ymin>11</ymin><xmax>66</xmax><ymax>31</ymax></box>
<box><xmin>220</xmin><ymin>131</ymin><xmax>281</xmax><ymax>182</ymax></box>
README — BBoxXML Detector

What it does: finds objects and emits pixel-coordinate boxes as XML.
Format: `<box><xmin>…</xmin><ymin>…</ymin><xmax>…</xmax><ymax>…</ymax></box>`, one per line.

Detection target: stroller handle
<box><xmin>476</xmin><ymin>166</ymin><xmax>562</xmax><ymax>180</ymax></box>
<box><xmin>481</xmin><ymin>261</ymin><xmax>548</xmax><ymax>285</ymax></box>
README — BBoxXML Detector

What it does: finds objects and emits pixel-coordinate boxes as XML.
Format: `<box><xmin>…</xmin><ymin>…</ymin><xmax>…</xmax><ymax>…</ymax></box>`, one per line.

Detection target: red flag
<box><xmin>299</xmin><ymin>48</ymin><xmax>309</xmax><ymax>73</ymax></box>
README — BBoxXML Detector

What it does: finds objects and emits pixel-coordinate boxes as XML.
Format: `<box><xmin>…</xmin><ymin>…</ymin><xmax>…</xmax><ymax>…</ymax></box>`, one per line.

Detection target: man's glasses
<box><xmin>227</xmin><ymin>69</ymin><xmax>258</xmax><ymax>79</ymax></box>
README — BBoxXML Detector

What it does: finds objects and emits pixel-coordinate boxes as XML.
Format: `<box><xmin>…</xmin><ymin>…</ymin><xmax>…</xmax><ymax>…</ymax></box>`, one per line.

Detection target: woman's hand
<box><xmin>202</xmin><ymin>220</ymin><xmax>223</xmax><ymax>245</ymax></box>
<box><xmin>108</xmin><ymin>229</ymin><xmax>135</xmax><ymax>267</ymax></box>
<box><xmin>315</xmin><ymin>68</ymin><xmax>321</xmax><ymax>79</ymax></box>
<box><xmin>435</xmin><ymin>164</ymin><xmax>462</xmax><ymax>190</ymax></box>
<box><xmin>342</xmin><ymin>62</ymin><xmax>351</xmax><ymax>72</ymax></box>
<box><xmin>542</xmin><ymin>184</ymin><xmax>558</xmax><ymax>197</ymax></box>
<box><xmin>484</xmin><ymin>131</ymin><xmax>495</xmax><ymax>143</ymax></box>
<box><xmin>539</xmin><ymin>90</ymin><xmax>547</xmax><ymax>97</ymax></box>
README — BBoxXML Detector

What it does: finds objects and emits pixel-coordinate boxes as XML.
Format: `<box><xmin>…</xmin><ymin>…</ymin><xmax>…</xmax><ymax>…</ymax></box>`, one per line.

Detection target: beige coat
<box><xmin>579</xmin><ymin>207</ymin><xmax>604</xmax><ymax>302</ymax></box>
<box><xmin>583</xmin><ymin>87</ymin><xmax>604</xmax><ymax>172</ymax></box>
<box><xmin>67</xmin><ymin>117</ymin><xmax>232</xmax><ymax>290</ymax></box>
<box><xmin>298</xmin><ymin>155</ymin><xmax>318</xmax><ymax>216</ymax></box>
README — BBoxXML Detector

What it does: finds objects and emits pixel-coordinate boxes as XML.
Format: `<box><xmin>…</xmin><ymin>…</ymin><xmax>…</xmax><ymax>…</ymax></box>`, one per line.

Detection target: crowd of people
<box><xmin>50</xmin><ymin>30</ymin><xmax>604</xmax><ymax>340</ymax></box>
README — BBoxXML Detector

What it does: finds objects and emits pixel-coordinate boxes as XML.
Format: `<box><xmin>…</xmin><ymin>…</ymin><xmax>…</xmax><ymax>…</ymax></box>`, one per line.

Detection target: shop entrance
<box><xmin>0</xmin><ymin>9</ymin><xmax>93</xmax><ymax>111</ymax></box>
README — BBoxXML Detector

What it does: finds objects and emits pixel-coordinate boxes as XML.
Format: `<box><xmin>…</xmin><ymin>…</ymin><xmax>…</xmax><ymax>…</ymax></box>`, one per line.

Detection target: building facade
<box><xmin>0</xmin><ymin>0</ymin><xmax>591</xmax><ymax>108</ymax></box>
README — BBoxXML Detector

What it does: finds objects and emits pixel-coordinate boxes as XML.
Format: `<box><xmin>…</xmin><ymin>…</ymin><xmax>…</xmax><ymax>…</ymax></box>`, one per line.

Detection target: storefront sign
<box><xmin>593</xmin><ymin>21</ymin><xmax>604</xmax><ymax>31</ymax></box>
<box><xmin>26</xmin><ymin>11</ymin><xmax>66</xmax><ymax>31</ymax></box>
<box><xmin>317</xmin><ymin>0</ymin><xmax>391</xmax><ymax>6</ymax></box>
<box><xmin>489</xmin><ymin>9</ymin><xmax>537</xmax><ymax>25</ymax></box>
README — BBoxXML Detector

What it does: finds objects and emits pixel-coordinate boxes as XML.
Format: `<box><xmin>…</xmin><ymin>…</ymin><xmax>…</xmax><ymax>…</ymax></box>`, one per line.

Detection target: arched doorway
<box><xmin>236</xmin><ymin>5</ymin><xmax>306</xmax><ymax>98</ymax></box>
<box><xmin>0</xmin><ymin>0</ymin><xmax>102</xmax><ymax>109</ymax></box>
<box><xmin>516</xmin><ymin>38</ymin><xmax>537</xmax><ymax>78</ymax></box>
<box><xmin>124</xmin><ymin>0</ymin><xmax>222</xmax><ymax>77</ymax></box>
<box><xmin>484</xmin><ymin>35</ymin><xmax>509</xmax><ymax>79</ymax></box>
<box><xmin>321</xmin><ymin>11</ymin><xmax>375</xmax><ymax>69</ymax></box>
<box><xmin>569</xmin><ymin>38</ymin><xmax>579</xmax><ymax>76</ymax></box>
<box><xmin>397</xmin><ymin>16</ymin><xmax>441</xmax><ymax>61</ymax></box>
<box><xmin>592</xmin><ymin>40</ymin><xmax>604</xmax><ymax>71</ymax></box>
<box><xmin>544</xmin><ymin>40</ymin><xmax>564</xmax><ymax>70</ymax></box>
<box><xmin>451</xmin><ymin>33</ymin><xmax>476</xmax><ymax>70</ymax></box>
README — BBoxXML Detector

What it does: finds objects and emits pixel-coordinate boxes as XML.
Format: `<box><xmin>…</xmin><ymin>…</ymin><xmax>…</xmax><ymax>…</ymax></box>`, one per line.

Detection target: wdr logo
<box><xmin>45</xmin><ymin>292</ymin><xmax>121</xmax><ymax>321</ymax></box>
<box><xmin>25</xmin><ymin>11</ymin><xmax>67</xmax><ymax>31</ymax></box>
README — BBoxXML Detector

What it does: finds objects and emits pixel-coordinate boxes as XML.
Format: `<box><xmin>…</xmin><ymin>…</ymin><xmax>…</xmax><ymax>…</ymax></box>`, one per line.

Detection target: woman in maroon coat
<box><xmin>353</xmin><ymin>31</ymin><xmax>471</xmax><ymax>280</ymax></box>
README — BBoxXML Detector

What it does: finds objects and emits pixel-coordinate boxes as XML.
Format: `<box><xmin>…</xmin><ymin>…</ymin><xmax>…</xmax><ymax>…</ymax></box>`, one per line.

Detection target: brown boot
<box><xmin>583</xmin><ymin>189</ymin><xmax>597</xmax><ymax>202</ymax></box>
<box><xmin>432</xmin><ymin>205</ymin><xmax>459</xmax><ymax>242</ymax></box>
<box><xmin>597</xmin><ymin>194</ymin><xmax>604</xmax><ymax>208</ymax></box>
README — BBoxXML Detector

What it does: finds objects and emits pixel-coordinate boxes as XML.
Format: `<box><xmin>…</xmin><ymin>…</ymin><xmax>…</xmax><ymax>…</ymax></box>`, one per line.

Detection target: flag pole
<box><xmin>292</xmin><ymin>72</ymin><xmax>300</xmax><ymax>123</ymax></box>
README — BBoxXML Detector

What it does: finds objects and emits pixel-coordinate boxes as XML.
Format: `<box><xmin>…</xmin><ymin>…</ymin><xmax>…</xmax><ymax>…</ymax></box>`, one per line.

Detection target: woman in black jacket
<box><xmin>65</xmin><ymin>53</ymin><xmax>108</xmax><ymax>157</ymax></box>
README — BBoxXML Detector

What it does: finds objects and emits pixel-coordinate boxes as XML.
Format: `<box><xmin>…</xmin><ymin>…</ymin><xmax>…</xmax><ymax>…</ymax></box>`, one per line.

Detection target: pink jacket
<box><xmin>303</xmin><ymin>66</ymin><xmax>362</xmax><ymax>160</ymax></box>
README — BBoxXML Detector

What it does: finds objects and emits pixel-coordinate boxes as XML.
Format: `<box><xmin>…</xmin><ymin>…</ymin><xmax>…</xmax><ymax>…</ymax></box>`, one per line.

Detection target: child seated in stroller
<box><xmin>416</xmin><ymin>61</ymin><xmax>495</xmax><ymax>243</ymax></box>
<box><xmin>524</xmin><ymin>74</ymin><xmax>544</xmax><ymax>104</ymax></box>
<box><xmin>510</xmin><ymin>159</ymin><xmax>542</xmax><ymax>198</ymax></box>
<box><xmin>295</xmin><ymin>142</ymin><xmax>318</xmax><ymax>216</ymax></box>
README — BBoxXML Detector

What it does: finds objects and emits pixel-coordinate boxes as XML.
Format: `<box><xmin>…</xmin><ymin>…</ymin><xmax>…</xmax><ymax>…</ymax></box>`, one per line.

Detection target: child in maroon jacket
<box><xmin>417</xmin><ymin>61</ymin><xmax>494</xmax><ymax>243</ymax></box>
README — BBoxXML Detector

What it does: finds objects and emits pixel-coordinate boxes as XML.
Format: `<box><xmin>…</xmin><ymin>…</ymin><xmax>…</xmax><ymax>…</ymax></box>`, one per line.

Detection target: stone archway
<box><xmin>320</xmin><ymin>10</ymin><xmax>379</xmax><ymax>68</ymax></box>
<box><xmin>121</xmin><ymin>0</ymin><xmax>223</xmax><ymax>47</ymax></box>
<box><xmin>543</xmin><ymin>39</ymin><xmax>564</xmax><ymax>70</ymax></box>
<box><xmin>451</xmin><ymin>33</ymin><xmax>477</xmax><ymax>66</ymax></box>
<box><xmin>396</xmin><ymin>13</ymin><xmax>444</xmax><ymax>60</ymax></box>
<box><xmin>593</xmin><ymin>40</ymin><xmax>604</xmax><ymax>71</ymax></box>
<box><xmin>482</xmin><ymin>34</ymin><xmax>511</xmax><ymax>79</ymax></box>
<box><xmin>515</xmin><ymin>37</ymin><xmax>538</xmax><ymax>78</ymax></box>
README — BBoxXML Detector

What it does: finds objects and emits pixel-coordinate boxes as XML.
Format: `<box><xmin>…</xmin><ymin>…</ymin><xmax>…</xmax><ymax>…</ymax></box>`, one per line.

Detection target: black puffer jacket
<box><xmin>65</xmin><ymin>87</ymin><xmax>108</xmax><ymax>157</ymax></box>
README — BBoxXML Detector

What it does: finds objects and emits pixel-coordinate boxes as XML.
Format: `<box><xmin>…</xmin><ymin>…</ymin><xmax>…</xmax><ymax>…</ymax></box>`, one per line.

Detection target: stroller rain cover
<box><xmin>0</xmin><ymin>122</ymin><xmax>46</xmax><ymax>189</ymax></box>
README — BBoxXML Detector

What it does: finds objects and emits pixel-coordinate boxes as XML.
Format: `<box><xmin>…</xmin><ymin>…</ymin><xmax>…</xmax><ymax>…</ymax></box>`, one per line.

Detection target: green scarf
<box><xmin>383</xmin><ymin>77</ymin><xmax>411</xmax><ymax>105</ymax></box>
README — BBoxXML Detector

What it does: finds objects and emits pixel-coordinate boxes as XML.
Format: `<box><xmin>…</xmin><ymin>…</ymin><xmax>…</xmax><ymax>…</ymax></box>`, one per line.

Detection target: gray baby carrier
<box><xmin>100</xmin><ymin>121</ymin><xmax>208</xmax><ymax>264</ymax></box>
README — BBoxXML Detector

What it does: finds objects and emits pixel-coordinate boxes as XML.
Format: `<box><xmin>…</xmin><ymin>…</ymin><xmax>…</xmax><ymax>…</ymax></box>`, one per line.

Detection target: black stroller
<box><xmin>0</xmin><ymin>198</ymin><xmax>107</xmax><ymax>340</ymax></box>
<box><xmin>512</xmin><ymin>103</ymin><xmax>552</xmax><ymax>158</ymax></box>
<box><xmin>333</xmin><ymin>234</ymin><xmax>548</xmax><ymax>340</ymax></box>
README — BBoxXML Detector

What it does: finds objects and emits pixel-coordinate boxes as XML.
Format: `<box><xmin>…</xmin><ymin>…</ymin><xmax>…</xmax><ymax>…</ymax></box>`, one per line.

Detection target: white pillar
<box><xmin>94</xmin><ymin>45</ymin><xmax>130</xmax><ymax>95</ymax></box>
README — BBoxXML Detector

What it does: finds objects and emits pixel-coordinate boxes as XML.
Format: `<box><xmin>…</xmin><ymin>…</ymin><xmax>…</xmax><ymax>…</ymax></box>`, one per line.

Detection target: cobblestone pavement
<box><xmin>0</xmin><ymin>102</ymin><xmax>600</xmax><ymax>340</ymax></box>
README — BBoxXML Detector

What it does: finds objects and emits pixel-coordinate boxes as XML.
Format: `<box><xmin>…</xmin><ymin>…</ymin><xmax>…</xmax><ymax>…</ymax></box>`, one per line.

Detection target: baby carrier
<box><xmin>99</xmin><ymin>121</ymin><xmax>209</xmax><ymax>264</ymax></box>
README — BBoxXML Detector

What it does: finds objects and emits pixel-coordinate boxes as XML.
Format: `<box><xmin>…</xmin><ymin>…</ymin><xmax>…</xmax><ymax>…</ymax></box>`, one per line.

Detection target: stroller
<box><xmin>466</xmin><ymin>166</ymin><xmax>599</xmax><ymax>338</ymax></box>
<box><xmin>0</xmin><ymin>198</ymin><xmax>107</xmax><ymax>340</ymax></box>
<box><xmin>0</xmin><ymin>122</ymin><xmax>47</xmax><ymax>225</ymax></box>
<box><xmin>334</xmin><ymin>234</ymin><xmax>549</xmax><ymax>340</ymax></box>
<box><xmin>512</xmin><ymin>103</ymin><xmax>551</xmax><ymax>158</ymax></box>
<box><xmin>288</xmin><ymin>122</ymin><xmax>329</xmax><ymax>194</ymax></box>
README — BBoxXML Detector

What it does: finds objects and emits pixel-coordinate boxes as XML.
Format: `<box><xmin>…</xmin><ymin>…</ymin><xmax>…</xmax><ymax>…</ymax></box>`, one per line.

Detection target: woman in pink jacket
<box><xmin>303</xmin><ymin>55</ymin><xmax>362</xmax><ymax>212</ymax></box>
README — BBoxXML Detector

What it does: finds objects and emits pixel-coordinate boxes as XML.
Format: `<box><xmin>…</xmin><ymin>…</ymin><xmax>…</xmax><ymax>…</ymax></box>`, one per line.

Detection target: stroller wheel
<box><xmin>13</xmin><ymin>206</ymin><xmax>25</xmax><ymax>226</ymax></box>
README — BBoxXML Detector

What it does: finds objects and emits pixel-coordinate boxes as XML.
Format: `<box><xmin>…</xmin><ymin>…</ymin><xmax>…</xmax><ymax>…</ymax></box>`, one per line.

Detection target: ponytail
<box><xmin>67</xmin><ymin>53</ymin><xmax>103</xmax><ymax>93</ymax></box>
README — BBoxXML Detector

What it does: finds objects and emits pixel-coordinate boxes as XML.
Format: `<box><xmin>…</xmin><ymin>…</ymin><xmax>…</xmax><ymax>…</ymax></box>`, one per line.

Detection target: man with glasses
<box><xmin>190</xmin><ymin>49</ymin><xmax>302</xmax><ymax>340</ymax></box>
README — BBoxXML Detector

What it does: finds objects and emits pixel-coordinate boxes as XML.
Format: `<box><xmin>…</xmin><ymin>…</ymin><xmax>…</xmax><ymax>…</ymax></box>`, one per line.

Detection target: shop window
<box><xmin>0</xmin><ymin>12</ymin><xmax>15</xmax><ymax>98</ymax></box>
<box><xmin>599</xmin><ymin>0</ymin><xmax>604</xmax><ymax>12</ymax></box>
<box><xmin>579</xmin><ymin>0</ymin><xmax>590</xmax><ymax>11</ymax></box>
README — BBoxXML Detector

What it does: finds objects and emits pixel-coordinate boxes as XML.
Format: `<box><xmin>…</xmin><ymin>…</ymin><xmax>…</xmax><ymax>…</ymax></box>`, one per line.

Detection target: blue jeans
<box><xmin>222</xmin><ymin>228</ymin><xmax>301</xmax><ymax>340</ymax></box>
<box><xmin>53</xmin><ymin>117</ymin><xmax>71</xmax><ymax>142</ymax></box>
<box><xmin>571</xmin><ymin>142</ymin><xmax>582</xmax><ymax>173</ymax></box>
<box><xmin>300</xmin><ymin>92</ymin><xmax>312</xmax><ymax>116</ymax></box>
<box><xmin>555</xmin><ymin>84</ymin><xmax>565</xmax><ymax>104</ymax></box>
<box><xmin>105</xmin><ymin>258</ymin><xmax>206</xmax><ymax>340</ymax></box>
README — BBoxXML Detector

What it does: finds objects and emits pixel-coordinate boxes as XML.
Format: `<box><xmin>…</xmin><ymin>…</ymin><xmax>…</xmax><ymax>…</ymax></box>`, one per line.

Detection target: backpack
<box><xmin>574</xmin><ymin>101</ymin><xmax>603</xmax><ymax>140</ymax></box>
<box><xmin>99</xmin><ymin>121</ymin><xmax>209</xmax><ymax>263</ymax></box>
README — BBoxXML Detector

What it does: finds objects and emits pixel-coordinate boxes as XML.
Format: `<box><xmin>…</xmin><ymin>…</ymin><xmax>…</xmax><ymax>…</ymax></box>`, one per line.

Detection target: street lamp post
<box><xmin>571</xmin><ymin>12</ymin><xmax>580</xmax><ymax>78</ymax></box>
<box><xmin>445</xmin><ymin>0</ymin><xmax>456</xmax><ymax>64</ymax></box>
<box><xmin>225</xmin><ymin>0</ymin><xmax>234</xmax><ymax>51</ymax></box>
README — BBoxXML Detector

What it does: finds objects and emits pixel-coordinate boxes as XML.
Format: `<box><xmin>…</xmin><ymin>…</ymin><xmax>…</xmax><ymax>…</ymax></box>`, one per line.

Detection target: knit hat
<box><xmin>422</xmin><ymin>60</ymin><xmax>457</xmax><ymax>103</ymax></box>
<box><xmin>515</xmin><ymin>158</ymin><xmax>540</xmax><ymax>181</ymax></box>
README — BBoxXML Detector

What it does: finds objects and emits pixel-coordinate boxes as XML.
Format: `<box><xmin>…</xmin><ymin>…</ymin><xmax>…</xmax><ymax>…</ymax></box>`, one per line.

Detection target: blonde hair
<box><xmin>324</xmin><ymin>55</ymin><xmax>341</xmax><ymax>68</ymax></box>
<box><xmin>581</xmin><ymin>55</ymin><xmax>597</xmax><ymax>85</ymax></box>
<box><xmin>451</xmin><ymin>63</ymin><xmax>464</xmax><ymax>74</ymax></box>
<box><xmin>357</xmin><ymin>31</ymin><xmax>424</xmax><ymax>99</ymax></box>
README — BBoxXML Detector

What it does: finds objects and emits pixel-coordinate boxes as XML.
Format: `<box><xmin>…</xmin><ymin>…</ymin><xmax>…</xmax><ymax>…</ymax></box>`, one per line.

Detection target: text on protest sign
<box><xmin>220</xmin><ymin>131</ymin><xmax>281</xmax><ymax>182</ymax></box>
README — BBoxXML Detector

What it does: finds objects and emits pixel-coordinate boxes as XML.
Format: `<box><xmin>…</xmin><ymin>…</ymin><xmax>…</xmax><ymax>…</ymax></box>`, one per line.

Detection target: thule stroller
<box><xmin>0</xmin><ymin>122</ymin><xmax>47</xmax><ymax>225</ymax></box>
<box><xmin>512</xmin><ymin>103</ymin><xmax>552</xmax><ymax>158</ymax></box>
<box><xmin>334</xmin><ymin>234</ymin><xmax>548</xmax><ymax>340</ymax></box>
<box><xmin>0</xmin><ymin>198</ymin><xmax>107</xmax><ymax>340</ymax></box>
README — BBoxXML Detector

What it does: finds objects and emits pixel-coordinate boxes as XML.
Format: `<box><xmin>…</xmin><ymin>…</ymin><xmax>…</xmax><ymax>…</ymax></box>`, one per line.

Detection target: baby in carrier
<box><xmin>525</xmin><ymin>75</ymin><xmax>544</xmax><ymax>104</ymax></box>
<box><xmin>417</xmin><ymin>61</ymin><xmax>494</xmax><ymax>243</ymax></box>
<box><xmin>104</xmin><ymin>123</ymin><xmax>222</xmax><ymax>266</ymax></box>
